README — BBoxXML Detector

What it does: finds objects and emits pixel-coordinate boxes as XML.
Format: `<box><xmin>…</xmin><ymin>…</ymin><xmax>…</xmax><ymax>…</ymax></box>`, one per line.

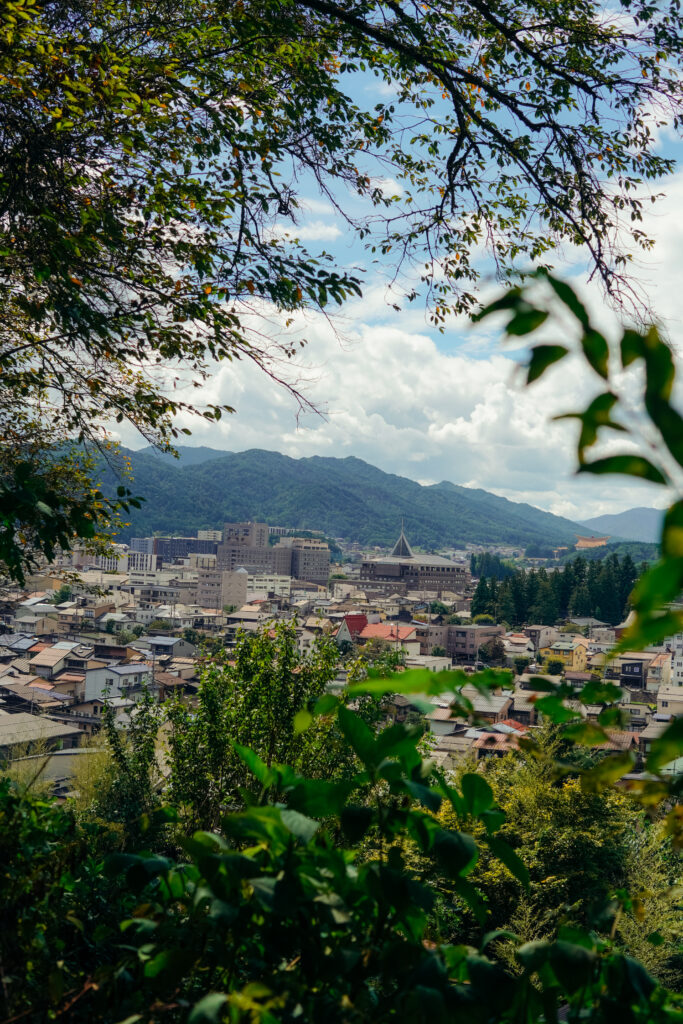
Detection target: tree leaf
<box><xmin>460</xmin><ymin>773</ymin><xmax>494</xmax><ymax>816</ymax></box>
<box><xmin>578</xmin><ymin>455</ymin><xmax>668</xmax><ymax>485</ymax></box>
<box><xmin>188</xmin><ymin>992</ymin><xmax>228</xmax><ymax>1023</ymax></box>
<box><xmin>581</xmin><ymin>752</ymin><xmax>636</xmax><ymax>792</ymax></box>
<box><xmin>485</xmin><ymin>836</ymin><xmax>530</xmax><ymax>888</ymax></box>
<box><xmin>526</xmin><ymin>344</ymin><xmax>569</xmax><ymax>383</ymax></box>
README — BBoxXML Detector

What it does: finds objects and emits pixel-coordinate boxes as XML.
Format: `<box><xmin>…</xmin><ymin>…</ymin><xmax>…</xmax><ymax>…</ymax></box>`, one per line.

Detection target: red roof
<box><xmin>359</xmin><ymin>623</ymin><xmax>416</xmax><ymax>642</ymax></box>
<box><xmin>343</xmin><ymin>614</ymin><xmax>368</xmax><ymax>637</ymax></box>
<box><xmin>498</xmin><ymin>718</ymin><xmax>529</xmax><ymax>733</ymax></box>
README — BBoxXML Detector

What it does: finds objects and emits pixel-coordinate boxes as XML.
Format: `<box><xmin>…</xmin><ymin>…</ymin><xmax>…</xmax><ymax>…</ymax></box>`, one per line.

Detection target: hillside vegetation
<box><xmin>105</xmin><ymin>448</ymin><xmax>584</xmax><ymax>549</ymax></box>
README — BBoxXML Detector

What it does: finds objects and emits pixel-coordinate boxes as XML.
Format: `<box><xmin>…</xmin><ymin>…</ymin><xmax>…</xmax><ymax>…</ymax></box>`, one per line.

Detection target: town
<box><xmin>1</xmin><ymin>521</ymin><xmax>680</xmax><ymax>790</ymax></box>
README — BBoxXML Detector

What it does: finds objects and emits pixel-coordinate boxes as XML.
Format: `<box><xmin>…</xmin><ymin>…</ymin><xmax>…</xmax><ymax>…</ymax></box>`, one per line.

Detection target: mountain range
<box><xmin>580</xmin><ymin>506</ymin><xmax>664</xmax><ymax>544</ymax></box>
<box><xmin>103</xmin><ymin>446</ymin><xmax>587</xmax><ymax>550</ymax></box>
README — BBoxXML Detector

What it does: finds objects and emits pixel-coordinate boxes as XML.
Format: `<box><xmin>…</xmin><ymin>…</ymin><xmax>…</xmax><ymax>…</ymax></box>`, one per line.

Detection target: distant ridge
<box><xmin>580</xmin><ymin>507</ymin><xmax>664</xmax><ymax>544</ymax></box>
<box><xmin>106</xmin><ymin>447</ymin><xmax>585</xmax><ymax>550</ymax></box>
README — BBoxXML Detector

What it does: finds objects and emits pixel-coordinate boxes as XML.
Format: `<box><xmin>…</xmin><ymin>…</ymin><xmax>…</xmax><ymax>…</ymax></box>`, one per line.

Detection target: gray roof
<box><xmin>106</xmin><ymin>663</ymin><xmax>149</xmax><ymax>676</ymax></box>
<box><xmin>0</xmin><ymin>712</ymin><xmax>81</xmax><ymax>747</ymax></box>
<box><xmin>148</xmin><ymin>636</ymin><xmax>181</xmax><ymax>646</ymax></box>
<box><xmin>7</xmin><ymin>636</ymin><xmax>37</xmax><ymax>652</ymax></box>
<box><xmin>391</xmin><ymin>529</ymin><xmax>414</xmax><ymax>559</ymax></box>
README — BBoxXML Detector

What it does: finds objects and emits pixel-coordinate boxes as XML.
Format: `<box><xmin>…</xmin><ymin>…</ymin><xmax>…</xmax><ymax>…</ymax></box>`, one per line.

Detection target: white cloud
<box><xmin>118</xmin><ymin>164</ymin><xmax>683</xmax><ymax>524</ymax></box>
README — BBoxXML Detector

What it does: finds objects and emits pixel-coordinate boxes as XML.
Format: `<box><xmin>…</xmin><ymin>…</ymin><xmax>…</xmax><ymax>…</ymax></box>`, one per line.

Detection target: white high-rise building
<box><xmin>668</xmin><ymin>632</ymin><xmax>683</xmax><ymax>686</ymax></box>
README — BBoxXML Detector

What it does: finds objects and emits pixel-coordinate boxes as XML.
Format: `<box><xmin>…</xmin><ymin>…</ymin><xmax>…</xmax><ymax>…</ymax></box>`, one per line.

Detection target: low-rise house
<box><xmin>358</xmin><ymin>623</ymin><xmax>420</xmax><ymax>656</ymax></box>
<box><xmin>0</xmin><ymin>710</ymin><xmax>81</xmax><ymax>754</ymax></box>
<box><xmin>646</xmin><ymin>652</ymin><xmax>672</xmax><ymax>692</ymax></box>
<box><xmin>524</xmin><ymin>625</ymin><xmax>561</xmax><ymax>652</ymax></box>
<box><xmin>333</xmin><ymin>613</ymin><xmax>368</xmax><ymax>648</ymax></box>
<box><xmin>446</xmin><ymin>623</ymin><xmax>505</xmax><ymax>665</ymax></box>
<box><xmin>472</xmin><ymin>720</ymin><xmax>528</xmax><ymax>759</ymax></box>
<box><xmin>638</xmin><ymin>716</ymin><xmax>683</xmax><ymax>773</ymax></box>
<box><xmin>510</xmin><ymin>685</ymin><xmax>540</xmax><ymax>727</ymax></box>
<box><xmin>135</xmin><ymin>635</ymin><xmax>198</xmax><ymax>659</ymax></box>
<box><xmin>503</xmin><ymin>633</ymin><xmax>535</xmax><ymax>665</ymax></box>
<box><xmin>404</xmin><ymin>653</ymin><xmax>452</xmax><ymax>673</ymax></box>
<box><xmin>540</xmin><ymin>639</ymin><xmax>588</xmax><ymax>673</ymax></box>
<box><xmin>657</xmin><ymin>685</ymin><xmax>683</xmax><ymax>717</ymax></box>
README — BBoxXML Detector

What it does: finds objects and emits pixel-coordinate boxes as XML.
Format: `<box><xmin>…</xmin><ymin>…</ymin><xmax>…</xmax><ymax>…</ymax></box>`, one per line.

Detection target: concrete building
<box><xmin>196</xmin><ymin>567</ymin><xmax>249</xmax><ymax>610</ymax></box>
<box><xmin>445</xmin><ymin>623</ymin><xmax>505</xmax><ymax>664</ymax></box>
<box><xmin>275</xmin><ymin>537</ymin><xmax>330</xmax><ymax>585</ymax></box>
<box><xmin>359</xmin><ymin>529</ymin><xmax>469</xmax><ymax>597</ymax></box>
<box><xmin>222</xmin><ymin>521</ymin><xmax>269</xmax><ymax>547</ymax></box>
<box><xmin>668</xmin><ymin>632</ymin><xmax>683</xmax><ymax>686</ymax></box>
<box><xmin>198</xmin><ymin>529</ymin><xmax>222</xmax><ymax>542</ymax></box>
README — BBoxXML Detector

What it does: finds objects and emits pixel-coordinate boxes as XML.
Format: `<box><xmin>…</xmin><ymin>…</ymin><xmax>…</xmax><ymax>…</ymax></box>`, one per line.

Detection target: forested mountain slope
<box><xmin>105</xmin><ymin>447</ymin><xmax>583</xmax><ymax>549</ymax></box>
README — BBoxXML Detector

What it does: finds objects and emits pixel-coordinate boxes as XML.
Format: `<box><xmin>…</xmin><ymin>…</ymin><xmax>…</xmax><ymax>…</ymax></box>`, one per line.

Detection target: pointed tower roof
<box><xmin>391</xmin><ymin>525</ymin><xmax>413</xmax><ymax>559</ymax></box>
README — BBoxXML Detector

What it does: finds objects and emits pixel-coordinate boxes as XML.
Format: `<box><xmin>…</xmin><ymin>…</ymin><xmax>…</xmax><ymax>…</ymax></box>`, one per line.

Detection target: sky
<box><xmin>119</xmin><ymin>78</ymin><xmax>683</xmax><ymax>526</ymax></box>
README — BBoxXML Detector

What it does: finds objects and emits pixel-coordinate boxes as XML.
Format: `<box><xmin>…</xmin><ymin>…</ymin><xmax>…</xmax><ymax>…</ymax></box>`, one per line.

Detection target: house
<box><xmin>459</xmin><ymin>684</ymin><xmax>512</xmax><ymax>723</ymax></box>
<box><xmin>657</xmin><ymin>685</ymin><xmax>683</xmax><ymax>718</ymax></box>
<box><xmin>646</xmin><ymin>652</ymin><xmax>672</xmax><ymax>692</ymax></box>
<box><xmin>334</xmin><ymin>613</ymin><xmax>368</xmax><ymax>648</ymax></box>
<box><xmin>540</xmin><ymin>639</ymin><xmax>588</xmax><ymax>673</ymax></box>
<box><xmin>82</xmin><ymin>662</ymin><xmax>151</xmax><ymax>702</ymax></box>
<box><xmin>136</xmin><ymin>635</ymin><xmax>198</xmax><ymax>658</ymax></box>
<box><xmin>510</xmin><ymin>685</ymin><xmax>540</xmax><ymax>726</ymax></box>
<box><xmin>472</xmin><ymin>722</ymin><xmax>526</xmax><ymax>759</ymax></box>
<box><xmin>503</xmin><ymin>633</ymin><xmax>535</xmax><ymax>666</ymax></box>
<box><xmin>0</xmin><ymin>710</ymin><xmax>82</xmax><ymax>754</ymax></box>
<box><xmin>357</xmin><ymin>622</ymin><xmax>420</xmax><ymax>655</ymax></box>
<box><xmin>30</xmin><ymin>645</ymin><xmax>71</xmax><ymax>680</ymax></box>
<box><xmin>524</xmin><ymin>625</ymin><xmax>560</xmax><ymax>652</ymax></box>
<box><xmin>445</xmin><ymin>623</ymin><xmax>505</xmax><ymax>665</ymax></box>
<box><xmin>638</xmin><ymin>716</ymin><xmax>683</xmax><ymax>773</ymax></box>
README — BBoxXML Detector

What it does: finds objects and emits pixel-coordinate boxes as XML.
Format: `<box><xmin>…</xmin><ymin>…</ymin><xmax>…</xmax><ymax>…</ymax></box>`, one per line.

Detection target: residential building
<box><xmin>445</xmin><ymin>623</ymin><xmax>504</xmax><ymax>664</ymax></box>
<box><xmin>668</xmin><ymin>632</ymin><xmax>683</xmax><ymax>686</ymax></box>
<box><xmin>275</xmin><ymin>537</ymin><xmax>331</xmax><ymax>585</ymax></box>
<box><xmin>0</xmin><ymin>711</ymin><xmax>81</xmax><ymax>754</ymax></box>
<box><xmin>196</xmin><ymin>567</ymin><xmax>249</xmax><ymax>610</ymax></box>
<box><xmin>657</xmin><ymin>685</ymin><xmax>683</xmax><ymax>717</ymax></box>
<box><xmin>540</xmin><ymin>639</ymin><xmax>588</xmax><ymax>672</ymax></box>
<box><xmin>524</xmin><ymin>625</ymin><xmax>561</xmax><ymax>652</ymax></box>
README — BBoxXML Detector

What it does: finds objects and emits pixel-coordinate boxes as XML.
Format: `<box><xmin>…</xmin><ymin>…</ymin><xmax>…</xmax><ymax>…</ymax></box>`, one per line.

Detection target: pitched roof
<box><xmin>359</xmin><ymin>623</ymin><xmax>416</xmax><ymax>642</ymax></box>
<box><xmin>391</xmin><ymin>529</ymin><xmax>414</xmax><ymax>559</ymax></box>
<box><xmin>0</xmin><ymin>712</ymin><xmax>81</xmax><ymax>746</ymax></box>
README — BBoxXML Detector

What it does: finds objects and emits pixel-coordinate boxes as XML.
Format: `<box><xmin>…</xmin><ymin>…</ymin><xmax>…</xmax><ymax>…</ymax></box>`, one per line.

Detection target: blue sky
<box><xmin>119</xmin><ymin>71</ymin><xmax>683</xmax><ymax>524</ymax></box>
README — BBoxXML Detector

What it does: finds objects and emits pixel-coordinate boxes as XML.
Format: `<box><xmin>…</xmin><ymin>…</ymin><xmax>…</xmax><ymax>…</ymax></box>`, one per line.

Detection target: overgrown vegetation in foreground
<box><xmin>2</xmin><ymin>623</ymin><xmax>681</xmax><ymax>1024</ymax></box>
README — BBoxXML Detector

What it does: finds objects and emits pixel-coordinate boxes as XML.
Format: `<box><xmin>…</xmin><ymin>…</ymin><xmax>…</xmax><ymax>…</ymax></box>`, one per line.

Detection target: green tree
<box><xmin>479</xmin><ymin>637</ymin><xmax>505</xmax><ymax>666</ymax></box>
<box><xmin>51</xmin><ymin>584</ymin><xmax>72</xmax><ymax>605</ymax></box>
<box><xmin>514</xmin><ymin>656</ymin><xmax>531</xmax><ymax>676</ymax></box>
<box><xmin>165</xmin><ymin>622</ymin><xmax>339</xmax><ymax>831</ymax></box>
<box><xmin>529</xmin><ymin>579</ymin><xmax>559</xmax><ymax>626</ymax></box>
<box><xmin>5</xmin><ymin>0</ymin><xmax>683</xmax><ymax>578</ymax></box>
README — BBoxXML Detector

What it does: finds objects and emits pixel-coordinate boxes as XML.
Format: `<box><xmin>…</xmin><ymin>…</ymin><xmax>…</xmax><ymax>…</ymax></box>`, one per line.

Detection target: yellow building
<box><xmin>540</xmin><ymin>639</ymin><xmax>588</xmax><ymax>673</ymax></box>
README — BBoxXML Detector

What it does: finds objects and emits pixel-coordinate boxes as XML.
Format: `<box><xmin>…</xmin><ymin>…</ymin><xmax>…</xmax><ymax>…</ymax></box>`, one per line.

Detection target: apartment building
<box><xmin>275</xmin><ymin>536</ymin><xmax>330</xmax><ymax>585</ymax></box>
<box><xmin>445</xmin><ymin>623</ymin><xmax>505</xmax><ymax>664</ymax></box>
<box><xmin>196</xmin><ymin>567</ymin><xmax>248</xmax><ymax>610</ymax></box>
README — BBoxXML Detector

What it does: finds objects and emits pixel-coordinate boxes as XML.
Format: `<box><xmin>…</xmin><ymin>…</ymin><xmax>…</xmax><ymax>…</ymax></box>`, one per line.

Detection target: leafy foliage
<box><xmin>5</xmin><ymin>0</ymin><xmax>683</xmax><ymax>570</ymax></box>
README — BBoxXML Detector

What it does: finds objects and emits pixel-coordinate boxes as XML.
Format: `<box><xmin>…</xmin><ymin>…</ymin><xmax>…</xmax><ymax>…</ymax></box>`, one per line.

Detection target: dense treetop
<box><xmin>3</xmin><ymin>0</ymin><xmax>683</xmax><ymax>577</ymax></box>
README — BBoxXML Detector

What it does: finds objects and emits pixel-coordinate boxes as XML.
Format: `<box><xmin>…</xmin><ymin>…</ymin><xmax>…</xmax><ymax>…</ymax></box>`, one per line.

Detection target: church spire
<box><xmin>391</xmin><ymin>522</ymin><xmax>413</xmax><ymax>558</ymax></box>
